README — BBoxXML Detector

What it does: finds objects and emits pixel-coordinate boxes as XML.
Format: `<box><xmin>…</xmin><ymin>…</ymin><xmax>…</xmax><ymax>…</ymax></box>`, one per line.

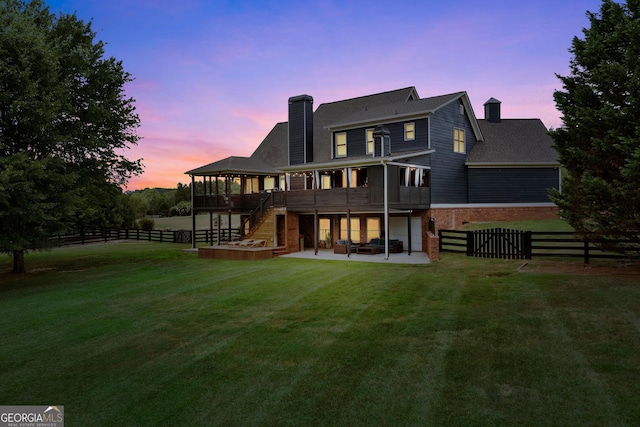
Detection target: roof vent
<box><xmin>484</xmin><ymin>98</ymin><xmax>501</xmax><ymax>123</ymax></box>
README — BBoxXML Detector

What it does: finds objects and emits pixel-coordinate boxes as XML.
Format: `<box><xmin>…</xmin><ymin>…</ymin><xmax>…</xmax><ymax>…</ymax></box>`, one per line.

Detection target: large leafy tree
<box><xmin>0</xmin><ymin>0</ymin><xmax>142</xmax><ymax>273</ymax></box>
<box><xmin>550</xmin><ymin>0</ymin><xmax>640</xmax><ymax>251</ymax></box>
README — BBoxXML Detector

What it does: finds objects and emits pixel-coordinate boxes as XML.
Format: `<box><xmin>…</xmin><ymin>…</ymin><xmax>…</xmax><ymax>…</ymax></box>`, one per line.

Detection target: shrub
<box><xmin>170</xmin><ymin>201</ymin><xmax>191</xmax><ymax>217</ymax></box>
<box><xmin>138</xmin><ymin>218</ymin><xmax>155</xmax><ymax>231</ymax></box>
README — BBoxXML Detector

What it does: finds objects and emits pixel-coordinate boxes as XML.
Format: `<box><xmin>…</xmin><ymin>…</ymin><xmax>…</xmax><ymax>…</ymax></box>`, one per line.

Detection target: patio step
<box><xmin>272</xmin><ymin>247</ymin><xmax>289</xmax><ymax>257</ymax></box>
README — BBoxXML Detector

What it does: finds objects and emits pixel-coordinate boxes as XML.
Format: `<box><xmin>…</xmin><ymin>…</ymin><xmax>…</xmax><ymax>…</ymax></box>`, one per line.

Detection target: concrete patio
<box><xmin>280</xmin><ymin>249</ymin><xmax>430</xmax><ymax>264</ymax></box>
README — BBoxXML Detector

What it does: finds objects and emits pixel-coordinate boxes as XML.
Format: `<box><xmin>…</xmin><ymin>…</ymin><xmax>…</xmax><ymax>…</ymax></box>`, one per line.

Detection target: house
<box><xmin>186</xmin><ymin>87</ymin><xmax>560</xmax><ymax>260</ymax></box>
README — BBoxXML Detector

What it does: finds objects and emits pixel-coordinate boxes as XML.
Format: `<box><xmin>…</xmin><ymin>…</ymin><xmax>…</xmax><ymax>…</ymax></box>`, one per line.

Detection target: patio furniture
<box><xmin>334</xmin><ymin>240</ymin><xmax>359</xmax><ymax>254</ymax></box>
<box><xmin>356</xmin><ymin>246</ymin><xmax>381</xmax><ymax>255</ymax></box>
<box><xmin>366</xmin><ymin>238</ymin><xmax>403</xmax><ymax>253</ymax></box>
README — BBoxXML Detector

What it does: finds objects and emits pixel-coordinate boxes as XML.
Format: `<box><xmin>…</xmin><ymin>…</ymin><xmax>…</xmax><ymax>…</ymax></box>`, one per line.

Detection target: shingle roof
<box><xmin>250</xmin><ymin>122</ymin><xmax>288</xmax><ymax>167</ymax></box>
<box><xmin>185</xmin><ymin>87</ymin><xmax>558</xmax><ymax>176</ymax></box>
<box><xmin>185</xmin><ymin>156</ymin><xmax>278</xmax><ymax>176</ymax></box>
<box><xmin>326</xmin><ymin>92</ymin><xmax>465</xmax><ymax>129</ymax></box>
<box><xmin>311</xmin><ymin>87</ymin><xmax>419</xmax><ymax>163</ymax></box>
<box><xmin>467</xmin><ymin>119</ymin><xmax>559</xmax><ymax>165</ymax></box>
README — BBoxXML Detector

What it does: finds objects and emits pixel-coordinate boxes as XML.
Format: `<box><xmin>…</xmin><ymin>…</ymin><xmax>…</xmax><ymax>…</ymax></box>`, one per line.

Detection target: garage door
<box><xmin>389</xmin><ymin>217</ymin><xmax>423</xmax><ymax>252</ymax></box>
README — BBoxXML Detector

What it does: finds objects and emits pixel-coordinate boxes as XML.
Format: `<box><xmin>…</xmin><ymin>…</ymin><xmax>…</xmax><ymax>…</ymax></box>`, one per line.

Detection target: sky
<box><xmin>46</xmin><ymin>0</ymin><xmax>604</xmax><ymax>190</ymax></box>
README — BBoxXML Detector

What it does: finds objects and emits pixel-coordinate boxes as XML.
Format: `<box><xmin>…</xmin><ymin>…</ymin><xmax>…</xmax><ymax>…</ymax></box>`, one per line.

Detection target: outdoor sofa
<box><xmin>334</xmin><ymin>239</ymin><xmax>359</xmax><ymax>254</ymax></box>
<box><xmin>364</xmin><ymin>238</ymin><xmax>403</xmax><ymax>253</ymax></box>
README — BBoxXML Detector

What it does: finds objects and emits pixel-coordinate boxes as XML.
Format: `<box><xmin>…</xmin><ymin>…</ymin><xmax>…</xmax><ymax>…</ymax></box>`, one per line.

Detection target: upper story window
<box><xmin>404</xmin><ymin>122</ymin><xmax>415</xmax><ymax>141</ymax></box>
<box><xmin>454</xmin><ymin>128</ymin><xmax>465</xmax><ymax>153</ymax></box>
<box><xmin>335</xmin><ymin>132</ymin><xmax>347</xmax><ymax>157</ymax></box>
<box><xmin>366</xmin><ymin>128</ymin><xmax>374</xmax><ymax>154</ymax></box>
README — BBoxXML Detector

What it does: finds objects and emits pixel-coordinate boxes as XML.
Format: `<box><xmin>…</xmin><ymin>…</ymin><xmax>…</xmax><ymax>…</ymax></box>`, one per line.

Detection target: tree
<box><xmin>0</xmin><ymin>0</ymin><xmax>143</xmax><ymax>273</ymax></box>
<box><xmin>550</xmin><ymin>0</ymin><xmax>640</xmax><ymax>251</ymax></box>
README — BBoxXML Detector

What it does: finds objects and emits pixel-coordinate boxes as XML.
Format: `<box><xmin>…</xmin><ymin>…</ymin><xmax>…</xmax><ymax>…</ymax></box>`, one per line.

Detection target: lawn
<box><xmin>1</xmin><ymin>243</ymin><xmax>639</xmax><ymax>426</ymax></box>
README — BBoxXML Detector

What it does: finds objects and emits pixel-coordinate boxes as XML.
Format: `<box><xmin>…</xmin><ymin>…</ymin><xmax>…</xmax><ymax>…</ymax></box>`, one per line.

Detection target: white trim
<box><xmin>387</xmin><ymin>161</ymin><xmax>431</xmax><ymax>170</ymax></box>
<box><xmin>466</xmin><ymin>163</ymin><xmax>560</xmax><ymax>168</ymax></box>
<box><xmin>327</xmin><ymin>112</ymin><xmax>432</xmax><ymax>132</ymax></box>
<box><xmin>404</xmin><ymin>122</ymin><xmax>415</xmax><ymax>141</ymax></box>
<box><xmin>334</xmin><ymin>132</ymin><xmax>347</xmax><ymax>158</ymax></box>
<box><xmin>365</xmin><ymin>128</ymin><xmax>374</xmax><ymax>155</ymax></box>
<box><xmin>453</xmin><ymin>127</ymin><xmax>465</xmax><ymax>154</ymax></box>
<box><xmin>279</xmin><ymin>149</ymin><xmax>436</xmax><ymax>172</ymax></box>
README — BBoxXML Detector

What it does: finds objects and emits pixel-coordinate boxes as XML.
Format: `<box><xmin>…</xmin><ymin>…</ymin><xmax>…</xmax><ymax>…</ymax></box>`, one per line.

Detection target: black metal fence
<box><xmin>439</xmin><ymin>229</ymin><xmax>639</xmax><ymax>263</ymax></box>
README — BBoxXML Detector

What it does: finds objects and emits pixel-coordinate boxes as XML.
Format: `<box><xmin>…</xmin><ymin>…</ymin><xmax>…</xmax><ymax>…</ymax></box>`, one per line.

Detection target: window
<box><xmin>319</xmin><ymin>218</ymin><xmax>331</xmax><ymax>242</ymax></box>
<box><xmin>454</xmin><ymin>128</ymin><xmax>465</xmax><ymax>153</ymax></box>
<box><xmin>335</xmin><ymin>132</ymin><xmax>347</xmax><ymax>157</ymax></box>
<box><xmin>366</xmin><ymin>128</ymin><xmax>374</xmax><ymax>154</ymax></box>
<box><xmin>340</xmin><ymin>217</ymin><xmax>360</xmax><ymax>243</ymax></box>
<box><xmin>366</xmin><ymin>218</ymin><xmax>380</xmax><ymax>242</ymax></box>
<box><xmin>321</xmin><ymin>174</ymin><xmax>332</xmax><ymax>189</ymax></box>
<box><xmin>264</xmin><ymin>177</ymin><xmax>275</xmax><ymax>191</ymax></box>
<box><xmin>404</xmin><ymin>122</ymin><xmax>415</xmax><ymax>141</ymax></box>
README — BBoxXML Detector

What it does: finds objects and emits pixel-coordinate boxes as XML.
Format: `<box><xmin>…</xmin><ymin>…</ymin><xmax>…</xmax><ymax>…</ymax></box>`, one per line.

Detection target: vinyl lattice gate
<box><xmin>466</xmin><ymin>228</ymin><xmax>532</xmax><ymax>259</ymax></box>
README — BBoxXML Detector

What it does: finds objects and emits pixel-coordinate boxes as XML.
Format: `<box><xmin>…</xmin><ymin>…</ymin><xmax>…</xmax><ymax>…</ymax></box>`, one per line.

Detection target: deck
<box><xmin>198</xmin><ymin>245</ymin><xmax>286</xmax><ymax>260</ymax></box>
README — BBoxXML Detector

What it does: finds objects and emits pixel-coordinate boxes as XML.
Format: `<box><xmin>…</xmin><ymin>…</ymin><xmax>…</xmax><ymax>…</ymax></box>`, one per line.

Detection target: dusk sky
<box><xmin>47</xmin><ymin>0</ymin><xmax>603</xmax><ymax>190</ymax></box>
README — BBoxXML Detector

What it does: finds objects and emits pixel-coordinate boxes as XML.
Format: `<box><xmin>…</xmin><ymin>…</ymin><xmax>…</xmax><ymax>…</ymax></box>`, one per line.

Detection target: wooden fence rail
<box><xmin>51</xmin><ymin>228</ymin><xmax>240</xmax><ymax>247</ymax></box>
<box><xmin>439</xmin><ymin>229</ymin><xmax>639</xmax><ymax>263</ymax></box>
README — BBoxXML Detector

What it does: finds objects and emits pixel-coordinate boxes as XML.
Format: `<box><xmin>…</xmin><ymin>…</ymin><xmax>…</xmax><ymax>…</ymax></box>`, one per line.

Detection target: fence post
<box><xmin>524</xmin><ymin>231</ymin><xmax>532</xmax><ymax>259</ymax></box>
<box><xmin>584</xmin><ymin>239</ymin><xmax>590</xmax><ymax>264</ymax></box>
<box><xmin>466</xmin><ymin>231</ymin><xmax>473</xmax><ymax>257</ymax></box>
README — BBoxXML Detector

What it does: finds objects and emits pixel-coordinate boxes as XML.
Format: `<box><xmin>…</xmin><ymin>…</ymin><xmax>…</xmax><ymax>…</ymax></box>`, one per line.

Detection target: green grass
<box><xmin>152</xmin><ymin>214</ymin><xmax>238</xmax><ymax>230</ymax></box>
<box><xmin>461</xmin><ymin>219</ymin><xmax>574</xmax><ymax>232</ymax></box>
<box><xmin>1</xmin><ymin>243</ymin><xmax>639</xmax><ymax>426</ymax></box>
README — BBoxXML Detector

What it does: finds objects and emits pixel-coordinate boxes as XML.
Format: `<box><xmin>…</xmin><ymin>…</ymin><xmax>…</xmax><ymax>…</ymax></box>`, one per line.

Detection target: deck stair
<box><xmin>243</xmin><ymin>207</ymin><xmax>275</xmax><ymax>246</ymax></box>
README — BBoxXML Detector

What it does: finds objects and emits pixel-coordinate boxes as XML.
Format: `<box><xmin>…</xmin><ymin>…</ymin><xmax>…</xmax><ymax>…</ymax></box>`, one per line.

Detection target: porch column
<box><xmin>374</xmin><ymin>125</ymin><xmax>390</xmax><ymax>260</ymax></box>
<box><xmin>314</xmin><ymin>210</ymin><xmax>319</xmax><ymax>255</ymax></box>
<box><xmin>209</xmin><ymin>212</ymin><xmax>214</xmax><ymax>245</ymax></box>
<box><xmin>228</xmin><ymin>209</ymin><xmax>232</xmax><ymax>243</ymax></box>
<box><xmin>214</xmin><ymin>175</ymin><xmax>219</xmax><ymax>207</ymax></box>
<box><xmin>347</xmin><ymin>209</ymin><xmax>351</xmax><ymax>258</ymax></box>
<box><xmin>407</xmin><ymin>211</ymin><xmax>412</xmax><ymax>255</ymax></box>
<box><xmin>190</xmin><ymin>175</ymin><xmax>196</xmax><ymax>249</ymax></box>
<box><xmin>384</xmin><ymin>162</ymin><xmax>389</xmax><ymax>260</ymax></box>
<box><xmin>217</xmin><ymin>214</ymin><xmax>221</xmax><ymax>245</ymax></box>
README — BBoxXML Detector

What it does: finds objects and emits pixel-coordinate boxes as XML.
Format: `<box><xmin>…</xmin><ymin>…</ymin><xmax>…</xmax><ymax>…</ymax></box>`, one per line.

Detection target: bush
<box><xmin>138</xmin><ymin>218</ymin><xmax>155</xmax><ymax>231</ymax></box>
<box><xmin>170</xmin><ymin>201</ymin><xmax>191</xmax><ymax>217</ymax></box>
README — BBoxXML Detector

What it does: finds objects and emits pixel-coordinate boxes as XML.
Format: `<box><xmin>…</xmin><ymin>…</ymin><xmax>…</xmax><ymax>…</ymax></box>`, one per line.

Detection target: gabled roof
<box><xmin>325</xmin><ymin>91</ymin><xmax>484</xmax><ymax>144</ymax></box>
<box><xmin>467</xmin><ymin>119</ymin><xmax>559</xmax><ymax>166</ymax></box>
<box><xmin>327</xmin><ymin>92</ymin><xmax>464</xmax><ymax>129</ymax></box>
<box><xmin>311</xmin><ymin>87</ymin><xmax>420</xmax><ymax>163</ymax></box>
<box><xmin>249</xmin><ymin>122</ymin><xmax>288</xmax><ymax>167</ymax></box>
<box><xmin>185</xmin><ymin>156</ymin><xmax>277</xmax><ymax>176</ymax></box>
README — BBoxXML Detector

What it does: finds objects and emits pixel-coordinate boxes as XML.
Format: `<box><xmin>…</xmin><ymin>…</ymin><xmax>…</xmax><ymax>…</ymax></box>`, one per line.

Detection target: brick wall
<box><xmin>424</xmin><ymin>205</ymin><xmax>559</xmax><ymax>261</ymax></box>
<box><xmin>285</xmin><ymin>211</ymin><xmax>300</xmax><ymax>253</ymax></box>
<box><xmin>428</xmin><ymin>205</ymin><xmax>559</xmax><ymax>231</ymax></box>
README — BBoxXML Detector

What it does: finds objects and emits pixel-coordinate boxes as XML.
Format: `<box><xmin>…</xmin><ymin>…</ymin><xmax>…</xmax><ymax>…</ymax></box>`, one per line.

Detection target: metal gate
<box><xmin>467</xmin><ymin>228</ymin><xmax>531</xmax><ymax>259</ymax></box>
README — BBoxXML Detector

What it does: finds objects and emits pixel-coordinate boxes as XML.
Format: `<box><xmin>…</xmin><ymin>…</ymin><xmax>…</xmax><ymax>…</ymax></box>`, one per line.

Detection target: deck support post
<box><xmin>314</xmin><ymin>210</ymin><xmax>319</xmax><ymax>255</ymax></box>
<box><xmin>383</xmin><ymin>162</ymin><xmax>389</xmax><ymax>260</ymax></box>
<box><xmin>190</xmin><ymin>174</ymin><xmax>196</xmax><ymax>249</ymax></box>
<box><xmin>347</xmin><ymin>209</ymin><xmax>351</xmax><ymax>258</ymax></box>
<box><xmin>407</xmin><ymin>211</ymin><xmax>412</xmax><ymax>255</ymax></box>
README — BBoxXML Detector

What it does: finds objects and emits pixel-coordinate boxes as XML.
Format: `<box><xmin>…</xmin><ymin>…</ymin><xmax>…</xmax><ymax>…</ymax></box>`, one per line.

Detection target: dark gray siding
<box><xmin>430</xmin><ymin>99</ymin><xmax>477</xmax><ymax>203</ymax></box>
<box><xmin>288</xmin><ymin>98</ymin><xmax>313</xmax><ymax>165</ymax></box>
<box><xmin>334</xmin><ymin>118</ymin><xmax>429</xmax><ymax>158</ymax></box>
<box><xmin>468</xmin><ymin>168</ymin><xmax>559</xmax><ymax>203</ymax></box>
